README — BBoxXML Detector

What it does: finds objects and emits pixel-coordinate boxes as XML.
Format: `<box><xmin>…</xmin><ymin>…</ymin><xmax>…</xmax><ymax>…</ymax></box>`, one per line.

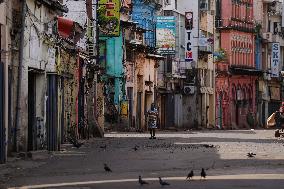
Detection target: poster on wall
<box><xmin>271</xmin><ymin>43</ymin><xmax>280</xmax><ymax>78</ymax></box>
<box><xmin>185</xmin><ymin>12</ymin><xmax>193</xmax><ymax>62</ymax></box>
<box><xmin>156</xmin><ymin>16</ymin><xmax>176</xmax><ymax>55</ymax></box>
<box><xmin>98</xmin><ymin>0</ymin><xmax>120</xmax><ymax>36</ymax></box>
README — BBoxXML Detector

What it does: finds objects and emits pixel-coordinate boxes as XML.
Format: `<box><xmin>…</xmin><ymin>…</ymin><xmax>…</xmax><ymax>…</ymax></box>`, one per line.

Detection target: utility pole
<box><xmin>14</xmin><ymin>0</ymin><xmax>27</xmax><ymax>152</ymax></box>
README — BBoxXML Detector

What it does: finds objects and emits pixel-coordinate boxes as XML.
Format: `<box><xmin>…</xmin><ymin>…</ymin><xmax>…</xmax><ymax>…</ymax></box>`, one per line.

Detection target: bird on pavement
<box><xmin>247</xmin><ymin>152</ymin><xmax>256</xmax><ymax>158</ymax></box>
<box><xmin>138</xmin><ymin>175</ymin><xmax>149</xmax><ymax>185</ymax></box>
<box><xmin>159</xmin><ymin>177</ymin><xmax>170</xmax><ymax>186</ymax></box>
<box><xmin>201</xmin><ymin>168</ymin><xmax>206</xmax><ymax>179</ymax></box>
<box><xmin>104</xmin><ymin>163</ymin><xmax>112</xmax><ymax>172</ymax></box>
<box><xmin>133</xmin><ymin>145</ymin><xmax>139</xmax><ymax>151</ymax></box>
<box><xmin>186</xmin><ymin>170</ymin><xmax>194</xmax><ymax>180</ymax></box>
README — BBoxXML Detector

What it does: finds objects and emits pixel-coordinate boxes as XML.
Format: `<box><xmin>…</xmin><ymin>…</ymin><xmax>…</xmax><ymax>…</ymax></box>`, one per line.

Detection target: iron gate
<box><xmin>0</xmin><ymin>62</ymin><xmax>6</xmax><ymax>163</ymax></box>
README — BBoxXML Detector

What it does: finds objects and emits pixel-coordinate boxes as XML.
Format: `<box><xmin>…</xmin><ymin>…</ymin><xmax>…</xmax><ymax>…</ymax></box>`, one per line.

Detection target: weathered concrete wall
<box><xmin>14</xmin><ymin>0</ymin><xmax>60</xmax><ymax>151</ymax></box>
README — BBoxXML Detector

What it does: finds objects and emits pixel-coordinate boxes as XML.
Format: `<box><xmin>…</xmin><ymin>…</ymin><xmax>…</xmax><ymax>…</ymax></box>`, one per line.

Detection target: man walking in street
<box><xmin>147</xmin><ymin>103</ymin><xmax>158</xmax><ymax>139</ymax></box>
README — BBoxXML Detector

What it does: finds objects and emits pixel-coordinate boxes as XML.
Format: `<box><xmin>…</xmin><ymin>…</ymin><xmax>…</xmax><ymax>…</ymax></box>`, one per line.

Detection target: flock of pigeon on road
<box><xmin>67</xmin><ymin>139</ymin><xmax>258</xmax><ymax>187</ymax></box>
<box><xmin>97</xmin><ymin>142</ymin><xmax>258</xmax><ymax>187</ymax></box>
<box><xmin>103</xmin><ymin>163</ymin><xmax>206</xmax><ymax>186</ymax></box>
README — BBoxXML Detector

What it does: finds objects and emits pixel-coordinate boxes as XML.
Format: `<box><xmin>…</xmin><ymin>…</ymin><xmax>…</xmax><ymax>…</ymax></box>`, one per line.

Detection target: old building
<box><xmin>158</xmin><ymin>0</ymin><xmax>214</xmax><ymax>129</ymax></box>
<box><xmin>130</xmin><ymin>0</ymin><xmax>162</xmax><ymax>131</ymax></box>
<box><xmin>215</xmin><ymin>0</ymin><xmax>260</xmax><ymax>129</ymax></box>
<box><xmin>257</xmin><ymin>0</ymin><xmax>284</xmax><ymax>126</ymax></box>
<box><xmin>198</xmin><ymin>0</ymin><xmax>215</xmax><ymax>128</ymax></box>
<box><xmin>9</xmin><ymin>0</ymin><xmax>69</xmax><ymax>152</ymax></box>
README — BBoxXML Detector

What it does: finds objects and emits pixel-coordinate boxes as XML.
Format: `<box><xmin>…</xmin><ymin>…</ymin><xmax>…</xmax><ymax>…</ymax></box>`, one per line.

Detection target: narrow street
<box><xmin>1</xmin><ymin>130</ymin><xmax>284</xmax><ymax>189</ymax></box>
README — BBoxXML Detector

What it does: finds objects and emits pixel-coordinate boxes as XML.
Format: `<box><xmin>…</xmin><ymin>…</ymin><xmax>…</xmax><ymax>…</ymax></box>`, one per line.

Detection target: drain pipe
<box><xmin>14</xmin><ymin>0</ymin><xmax>27</xmax><ymax>152</ymax></box>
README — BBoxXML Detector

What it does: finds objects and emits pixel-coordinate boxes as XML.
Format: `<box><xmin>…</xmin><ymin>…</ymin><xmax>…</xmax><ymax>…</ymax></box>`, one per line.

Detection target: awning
<box><xmin>147</xmin><ymin>54</ymin><xmax>165</xmax><ymax>59</ymax></box>
<box><xmin>57</xmin><ymin>17</ymin><xmax>85</xmax><ymax>43</ymax></box>
<box><xmin>57</xmin><ymin>17</ymin><xmax>74</xmax><ymax>38</ymax></box>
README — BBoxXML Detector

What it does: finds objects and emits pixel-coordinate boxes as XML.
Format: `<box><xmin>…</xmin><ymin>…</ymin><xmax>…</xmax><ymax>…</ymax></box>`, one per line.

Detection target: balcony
<box><xmin>215</xmin><ymin>18</ymin><xmax>255</xmax><ymax>33</ymax></box>
<box><xmin>200</xmin><ymin>12</ymin><xmax>214</xmax><ymax>34</ymax></box>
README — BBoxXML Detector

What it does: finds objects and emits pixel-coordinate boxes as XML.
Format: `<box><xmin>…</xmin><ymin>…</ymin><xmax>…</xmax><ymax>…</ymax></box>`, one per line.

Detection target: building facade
<box><xmin>257</xmin><ymin>0</ymin><xmax>284</xmax><ymax>127</ymax></box>
<box><xmin>215</xmin><ymin>0</ymin><xmax>260</xmax><ymax>129</ymax></box>
<box><xmin>157</xmin><ymin>0</ymin><xmax>215</xmax><ymax>129</ymax></box>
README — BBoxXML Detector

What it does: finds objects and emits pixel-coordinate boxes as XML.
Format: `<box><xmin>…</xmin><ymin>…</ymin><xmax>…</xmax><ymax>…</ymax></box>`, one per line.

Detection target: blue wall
<box><xmin>132</xmin><ymin>0</ymin><xmax>157</xmax><ymax>48</ymax></box>
<box><xmin>104</xmin><ymin>34</ymin><xmax>124</xmax><ymax>106</ymax></box>
<box><xmin>106</xmin><ymin>35</ymin><xmax>123</xmax><ymax>77</ymax></box>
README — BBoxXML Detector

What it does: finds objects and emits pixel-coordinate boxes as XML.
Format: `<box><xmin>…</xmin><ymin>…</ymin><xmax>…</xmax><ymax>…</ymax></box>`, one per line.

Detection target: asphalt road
<box><xmin>1</xmin><ymin>130</ymin><xmax>284</xmax><ymax>189</ymax></box>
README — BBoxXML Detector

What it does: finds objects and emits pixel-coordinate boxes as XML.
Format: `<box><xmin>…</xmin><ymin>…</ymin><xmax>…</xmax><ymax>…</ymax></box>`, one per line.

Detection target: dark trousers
<box><xmin>149</xmin><ymin>128</ymin><xmax>155</xmax><ymax>137</ymax></box>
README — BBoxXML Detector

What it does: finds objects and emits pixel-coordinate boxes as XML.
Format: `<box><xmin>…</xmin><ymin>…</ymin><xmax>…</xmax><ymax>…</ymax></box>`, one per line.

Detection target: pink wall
<box><xmin>221</xmin><ymin>31</ymin><xmax>255</xmax><ymax>68</ymax></box>
<box><xmin>216</xmin><ymin>75</ymin><xmax>257</xmax><ymax>128</ymax></box>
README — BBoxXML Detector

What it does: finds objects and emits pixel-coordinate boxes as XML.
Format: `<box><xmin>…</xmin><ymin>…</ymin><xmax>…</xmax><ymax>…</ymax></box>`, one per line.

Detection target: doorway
<box><xmin>137</xmin><ymin>92</ymin><xmax>142</xmax><ymax>130</ymax></box>
<box><xmin>127</xmin><ymin>87</ymin><xmax>133</xmax><ymax>128</ymax></box>
<box><xmin>28</xmin><ymin>72</ymin><xmax>36</xmax><ymax>151</ymax></box>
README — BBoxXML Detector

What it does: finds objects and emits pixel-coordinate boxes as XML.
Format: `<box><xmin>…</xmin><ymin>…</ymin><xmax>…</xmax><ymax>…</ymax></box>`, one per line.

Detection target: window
<box><xmin>164</xmin><ymin>0</ymin><xmax>171</xmax><ymax>5</ymax></box>
<box><xmin>200</xmin><ymin>0</ymin><xmax>209</xmax><ymax>11</ymax></box>
<box><xmin>164</xmin><ymin>10</ymin><xmax>173</xmax><ymax>16</ymax></box>
<box><xmin>273</xmin><ymin>22</ymin><xmax>280</xmax><ymax>34</ymax></box>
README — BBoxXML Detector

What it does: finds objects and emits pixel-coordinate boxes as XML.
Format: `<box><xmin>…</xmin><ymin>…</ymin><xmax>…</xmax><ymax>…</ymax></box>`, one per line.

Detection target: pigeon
<box><xmin>100</xmin><ymin>144</ymin><xmax>107</xmax><ymax>149</ymax></box>
<box><xmin>104</xmin><ymin>163</ymin><xmax>112</xmax><ymax>172</ymax></box>
<box><xmin>67</xmin><ymin>136</ymin><xmax>83</xmax><ymax>148</ymax></box>
<box><xmin>186</xmin><ymin>170</ymin><xmax>194</xmax><ymax>180</ymax></box>
<box><xmin>247</xmin><ymin>152</ymin><xmax>256</xmax><ymax>157</ymax></box>
<box><xmin>138</xmin><ymin>175</ymin><xmax>149</xmax><ymax>185</ymax></box>
<box><xmin>133</xmin><ymin>145</ymin><xmax>139</xmax><ymax>151</ymax></box>
<box><xmin>201</xmin><ymin>168</ymin><xmax>206</xmax><ymax>179</ymax></box>
<box><xmin>203</xmin><ymin>144</ymin><xmax>214</xmax><ymax>148</ymax></box>
<box><xmin>159</xmin><ymin>177</ymin><xmax>170</xmax><ymax>186</ymax></box>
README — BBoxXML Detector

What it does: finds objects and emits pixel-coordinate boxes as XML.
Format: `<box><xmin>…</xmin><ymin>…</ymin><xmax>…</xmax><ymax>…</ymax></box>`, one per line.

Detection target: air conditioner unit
<box><xmin>262</xmin><ymin>32</ymin><xmax>272</xmax><ymax>42</ymax></box>
<box><xmin>183</xmin><ymin>86</ymin><xmax>195</xmax><ymax>95</ymax></box>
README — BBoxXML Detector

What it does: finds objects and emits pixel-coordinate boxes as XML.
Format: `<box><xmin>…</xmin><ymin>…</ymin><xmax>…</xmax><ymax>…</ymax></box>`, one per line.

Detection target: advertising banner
<box><xmin>271</xmin><ymin>43</ymin><xmax>280</xmax><ymax>77</ymax></box>
<box><xmin>185</xmin><ymin>12</ymin><xmax>193</xmax><ymax>62</ymax></box>
<box><xmin>156</xmin><ymin>16</ymin><xmax>176</xmax><ymax>55</ymax></box>
<box><xmin>98</xmin><ymin>0</ymin><xmax>120</xmax><ymax>36</ymax></box>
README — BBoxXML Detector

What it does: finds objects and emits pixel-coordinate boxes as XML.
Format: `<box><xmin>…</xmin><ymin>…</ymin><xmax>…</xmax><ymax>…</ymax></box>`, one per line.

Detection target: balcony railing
<box><xmin>215</xmin><ymin>18</ymin><xmax>255</xmax><ymax>33</ymax></box>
